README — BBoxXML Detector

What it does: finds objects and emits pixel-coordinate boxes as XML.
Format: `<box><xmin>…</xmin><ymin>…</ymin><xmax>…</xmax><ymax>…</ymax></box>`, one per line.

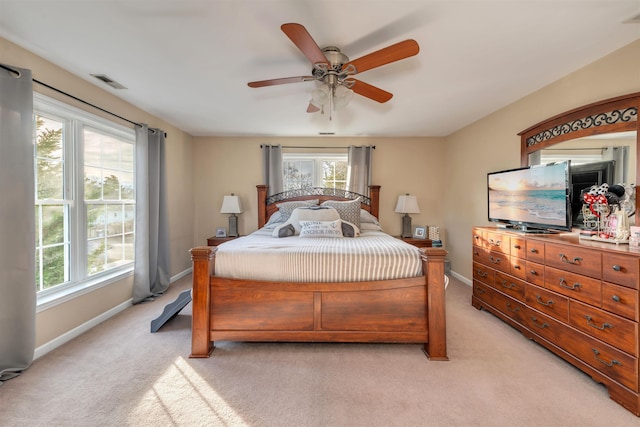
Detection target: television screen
<box><xmin>487</xmin><ymin>161</ymin><xmax>572</xmax><ymax>232</ymax></box>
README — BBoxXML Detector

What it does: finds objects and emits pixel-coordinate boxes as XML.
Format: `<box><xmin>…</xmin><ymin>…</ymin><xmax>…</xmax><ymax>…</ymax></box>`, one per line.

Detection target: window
<box><xmin>283</xmin><ymin>153</ymin><xmax>347</xmax><ymax>190</ymax></box>
<box><xmin>34</xmin><ymin>94</ymin><xmax>135</xmax><ymax>302</ymax></box>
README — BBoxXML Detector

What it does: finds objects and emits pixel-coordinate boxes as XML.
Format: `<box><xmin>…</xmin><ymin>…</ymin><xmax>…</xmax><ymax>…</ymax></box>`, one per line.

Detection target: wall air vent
<box><xmin>90</xmin><ymin>74</ymin><xmax>127</xmax><ymax>89</ymax></box>
<box><xmin>319</xmin><ymin>132</ymin><xmax>335</xmax><ymax>135</ymax></box>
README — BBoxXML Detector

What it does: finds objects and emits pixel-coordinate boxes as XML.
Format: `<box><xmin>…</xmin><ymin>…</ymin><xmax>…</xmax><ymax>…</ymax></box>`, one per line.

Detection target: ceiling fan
<box><xmin>247</xmin><ymin>23</ymin><xmax>419</xmax><ymax>115</ymax></box>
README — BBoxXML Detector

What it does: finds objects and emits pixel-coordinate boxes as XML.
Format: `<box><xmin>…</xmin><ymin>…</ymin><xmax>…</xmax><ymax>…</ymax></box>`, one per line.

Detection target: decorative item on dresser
<box><xmin>472</xmin><ymin>226</ymin><xmax>640</xmax><ymax>416</ymax></box>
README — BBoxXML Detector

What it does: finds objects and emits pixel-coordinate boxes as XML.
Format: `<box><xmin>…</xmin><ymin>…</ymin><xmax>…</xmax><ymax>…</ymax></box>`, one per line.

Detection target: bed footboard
<box><xmin>189</xmin><ymin>246</ymin><xmax>448</xmax><ymax>360</ymax></box>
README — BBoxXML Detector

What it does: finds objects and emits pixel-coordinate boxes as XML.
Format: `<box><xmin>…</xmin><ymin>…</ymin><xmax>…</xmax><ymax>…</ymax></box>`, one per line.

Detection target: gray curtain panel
<box><xmin>0</xmin><ymin>64</ymin><xmax>36</xmax><ymax>382</ymax></box>
<box><xmin>262</xmin><ymin>144</ymin><xmax>283</xmax><ymax>196</ymax></box>
<box><xmin>347</xmin><ymin>145</ymin><xmax>373</xmax><ymax>196</ymax></box>
<box><xmin>133</xmin><ymin>126</ymin><xmax>170</xmax><ymax>304</ymax></box>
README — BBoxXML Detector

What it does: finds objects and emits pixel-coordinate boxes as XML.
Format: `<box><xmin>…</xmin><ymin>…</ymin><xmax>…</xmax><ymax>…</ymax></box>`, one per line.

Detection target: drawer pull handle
<box><xmin>513</xmin><ymin>265</ymin><xmax>521</xmax><ymax>270</ymax></box>
<box><xmin>530</xmin><ymin>317</ymin><xmax>549</xmax><ymax>329</ymax></box>
<box><xmin>529</xmin><ymin>270</ymin><xmax>539</xmax><ymax>276</ymax></box>
<box><xmin>475</xmin><ymin>287</ymin><xmax>486</xmax><ymax>295</ymax></box>
<box><xmin>489</xmin><ymin>256</ymin><xmax>501</xmax><ymax>265</ymax></box>
<box><xmin>592</xmin><ymin>349</ymin><xmax>622</xmax><ymax>368</ymax></box>
<box><xmin>476</xmin><ymin>270</ymin><xmax>488</xmax><ymax>278</ymax></box>
<box><xmin>612</xmin><ymin>264</ymin><xmax>621</xmax><ymax>272</ymax></box>
<box><xmin>535</xmin><ymin>295</ymin><xmax>554</xmax><ymax>307</ymax></box>
<box><xmin>559</xmin><ymin>253</ymin><xmax>582</xmax><ymax>265</ymax></box>
<box><xmin>489</xmin><ymin>239</ymin><xmax>501</xmax><ymax>246</ymax></box>
<box><xmin>505</xmin><ymin>302</ymin><xmax>520</xmax><ymax>313</ymax></box>
<box><xmin>513</xmin><ymin>244</ymin><xmax>521</xmax><ymax>249</ymax></box>
<box><xmin>559</xmin><ymin>278</ymin><xmax>581</xmax><ymax>290</ymax></box>
<box><xmin>500</xmin><ymin>280</ymin><xmax>516</xmax><ymax>290</ymax></box>
<box><xmin>584</xmin><ymin>315</ymin><xmax>613</xmax><ymax>331</ymax></box>
<box><xmin>530</xmin><ymin>248</ymin><xmax>539</xmax><ymax>254</ymax></box>
<box><xmin>612</xmin><ymin>295</ymin><xmax>621</xmax><ymax>302</ymax></box>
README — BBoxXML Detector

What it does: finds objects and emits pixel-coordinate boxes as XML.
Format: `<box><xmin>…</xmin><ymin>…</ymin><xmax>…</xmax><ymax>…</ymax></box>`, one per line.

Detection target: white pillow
<box><xmin>360</xmin><ymin>222</ymin><xmax>383</xmax><ymax>231</ymax></box>
<box><xmin>288</xmin><ymin>207</ymin><xmax>340</xmax><ymax>234</ymax></box>
<box><xmin>299</xmin><ymin>219</ymin><xmax>343</xmax><ymax>238</ymax></box>
<box><xmin>360</xmin><ymin>209</ymin><xmax>380</xmax><ymax>225</ymax></box>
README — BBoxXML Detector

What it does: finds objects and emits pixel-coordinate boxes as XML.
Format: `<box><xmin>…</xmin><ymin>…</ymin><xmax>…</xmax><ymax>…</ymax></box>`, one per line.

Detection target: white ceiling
<box><xmin>1</xmin><ymin>0</ymin><xmax>639</xmax><ymax>137</ymax></box>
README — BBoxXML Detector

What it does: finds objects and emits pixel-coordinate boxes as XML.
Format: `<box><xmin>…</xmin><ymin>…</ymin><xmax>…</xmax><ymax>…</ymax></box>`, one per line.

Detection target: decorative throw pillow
<box><xmin>321</xmin><ymin>198</ymin><xmax>361</xmax><ymax>229</ymax></box>
<box><xmin>288</xmin><ymin>206</ymin><xmax>340</xmax><ymax>234</ymax></box>
<box><xmin>272</xmin><ymin>222</ymin><xmax>295</xmax><ymax>238</ymax></box>
<box><xmin>341</xmin><ymin>220</ymin><xmax>360</xmax><ymax>237</ymax></box>
<box><xmin>298</xmin><ymin>219</ymin><xmax>343</xmax><ymax>238</ymax></box>
<box><xmin>262</xmin><ymin>211</ymin><xmax>283</xmax><ymax>229</ymax></box>
<box><xmin>276</xmin><ymin>199</ymin><xmax>319</xmax><ymax>222</ymax></box>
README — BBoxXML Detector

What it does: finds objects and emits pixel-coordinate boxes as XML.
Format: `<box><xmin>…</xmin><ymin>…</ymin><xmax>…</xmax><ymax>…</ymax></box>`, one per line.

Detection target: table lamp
<box><xmin>395</xmin><ymin>194</ymin><xmax>420</xmax><ymax>238</ymax></box>
<box><xmin>220</xmin><ymin>193</ymin><xmax>243</xmax><ymax>237</ymax></box>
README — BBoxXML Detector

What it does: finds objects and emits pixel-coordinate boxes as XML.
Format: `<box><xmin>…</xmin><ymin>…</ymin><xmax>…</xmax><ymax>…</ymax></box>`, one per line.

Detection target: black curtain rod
<box><xmin>1</xmin><ymin>63</ymin><xmax>167</xmax><ymax>137</ymax></box>
<box><xmin>260</xmin><ymin>145</ymin><xmax>375</xmax><ymax>149</ymax></box>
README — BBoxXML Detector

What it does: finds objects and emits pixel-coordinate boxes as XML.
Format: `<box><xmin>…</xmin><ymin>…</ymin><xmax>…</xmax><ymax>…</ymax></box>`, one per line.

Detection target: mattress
<box><xmin>214</xmin><ymin>229</ymin><xmax>423</xmax><ymax>282</ymax></box>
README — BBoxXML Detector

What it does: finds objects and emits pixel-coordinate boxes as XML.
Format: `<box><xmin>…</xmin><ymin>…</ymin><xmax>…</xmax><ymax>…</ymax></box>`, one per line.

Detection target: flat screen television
<box><xmin>569</xmin><ymin>160</ymin><xmax>615</xmax><ymax>227</ymax></box>
<box><xmin>487</xmin><ymin>161</ymin><xmax>572</xmax><ymax>233</ymax></box>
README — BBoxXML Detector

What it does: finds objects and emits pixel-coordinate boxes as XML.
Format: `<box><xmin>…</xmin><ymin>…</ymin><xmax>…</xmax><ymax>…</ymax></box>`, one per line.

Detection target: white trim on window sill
<box><xmin>36</xmin><ymin>268</ymin><xmax>134</xmax><ymax>313</ymax></box>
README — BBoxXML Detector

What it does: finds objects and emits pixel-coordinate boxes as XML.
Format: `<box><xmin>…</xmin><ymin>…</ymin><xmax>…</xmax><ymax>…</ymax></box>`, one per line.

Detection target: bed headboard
<box><xmin>256</xmin><ymin>185</ymin><xmax>381</xmax><ymax>228</ymax></box>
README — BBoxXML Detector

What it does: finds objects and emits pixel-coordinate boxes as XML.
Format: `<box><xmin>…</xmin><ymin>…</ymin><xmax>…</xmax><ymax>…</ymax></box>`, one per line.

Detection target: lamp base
<box><xmin>228</xmin><ymin>214</ymin><xmax>238</xmax><ymax>237</ymax></box>
<box><xmin>402</xmin><ymin>214</ymin><xmax>412</xmax><ymax>238</ymax></box>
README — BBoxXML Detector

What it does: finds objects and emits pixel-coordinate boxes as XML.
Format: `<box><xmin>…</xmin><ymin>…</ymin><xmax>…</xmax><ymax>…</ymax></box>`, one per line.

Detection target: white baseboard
<box><xmin>34</xmin><ymin>267</ymin><xmax>193</xmax><ymax>360</ymax></box>
<box><xmin>450</xmin><ymin>270</ymin><xmax>471</xmax><ymax>286</ymax></box>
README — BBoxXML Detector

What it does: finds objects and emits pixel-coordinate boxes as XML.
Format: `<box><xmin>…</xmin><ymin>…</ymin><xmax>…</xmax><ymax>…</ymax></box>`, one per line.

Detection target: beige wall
<box><xmin>1</xmin><ymin>37</ymin><xmax>195</xmax><ymax>347</ymax></box>
<box><xmin>445</xmin><ymin>39</ymin><xmax>640</xmax><ymax>282</ymax></box>
<box><xmin>192</xmin><ymin>136</ymin><xmax>446</xmax><ymax>245</ymax></box>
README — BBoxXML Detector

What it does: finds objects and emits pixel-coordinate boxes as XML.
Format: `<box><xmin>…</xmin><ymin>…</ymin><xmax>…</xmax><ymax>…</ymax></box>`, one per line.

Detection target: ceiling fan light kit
<box><xmin>248</xmin><ymin>23</ymin><xmax>419</xmax><ymax>117</ymax></box>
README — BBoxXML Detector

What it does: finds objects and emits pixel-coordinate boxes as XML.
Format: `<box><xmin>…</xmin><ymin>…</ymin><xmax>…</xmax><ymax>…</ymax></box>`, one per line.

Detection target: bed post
<box><xmin>368</xmin><ymin>185</ymin><xmax>381</xmax><ymax>218</ymax></box>
<box><xmin>257</xmin><ymin>185</ymin><xmax>268</xmax><ymax>228</ymax></box>
<box><xmin>421</xmin><ymin>247</ymin><xmax>449</xmax><ymax>361</ymax></box>
<box><xmin>189</xmin><ymin>246</ymin><xmax>215</xmax><ymax>358</ymax></box>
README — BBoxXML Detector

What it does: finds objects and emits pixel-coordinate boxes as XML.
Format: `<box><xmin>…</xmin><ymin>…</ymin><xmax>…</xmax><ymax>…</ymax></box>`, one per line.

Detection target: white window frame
<box><xmin>282</xmin><ymin>152</ymin><xmax>348</xmax><ymax>188</ymax></box>
<box><xmin>34</xmin><ymin>93</ymin><xmax>135</xmax><ymax>311</ymax></box>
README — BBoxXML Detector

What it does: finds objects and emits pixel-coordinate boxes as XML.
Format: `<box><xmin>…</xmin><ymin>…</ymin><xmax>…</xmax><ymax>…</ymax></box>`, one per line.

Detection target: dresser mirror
<box><xmin>519</xmin><ymin>92</ymin><xmax>639</xmax><ymax>225</ymax></box>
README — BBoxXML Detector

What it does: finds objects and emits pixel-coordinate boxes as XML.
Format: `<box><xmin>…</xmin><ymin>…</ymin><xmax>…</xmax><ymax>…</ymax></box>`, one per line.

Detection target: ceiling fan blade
<box><xmin>306</xmin><ymin>103</ymin><xmax>320</xmax><ymax>113</ymax></box>
<box><xmin>344</xmin><ymin>39</ymin><xmax>419</xmax><ymax>75</ymax></box>
<box><xmin>248</xmin><ymin>76</ymin><xmax>315</xmax><ymax>88</ymax></box>
<box><xmin>281</xmin><ymin>23</ymin><xmax>328</xmax><ymax>65</ymax></box>
<box><xmin>350</xmin><ymin>79</ymin><xmax>393</xmax><ymax>103</ymax></box>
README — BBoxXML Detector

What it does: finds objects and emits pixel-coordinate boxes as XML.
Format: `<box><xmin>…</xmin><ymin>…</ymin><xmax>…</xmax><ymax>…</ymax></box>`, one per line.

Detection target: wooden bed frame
<box><xmin>189</xmin><ymin>185</ymin><xmax>449</xmax><ymax>360</ymax></box>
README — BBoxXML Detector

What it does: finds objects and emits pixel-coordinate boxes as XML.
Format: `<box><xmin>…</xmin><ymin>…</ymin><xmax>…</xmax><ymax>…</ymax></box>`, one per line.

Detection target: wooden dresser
<box><xmin>472</xmin><ymin>226</ymin><xmax>640</xmax><ymax>416</ymax></box>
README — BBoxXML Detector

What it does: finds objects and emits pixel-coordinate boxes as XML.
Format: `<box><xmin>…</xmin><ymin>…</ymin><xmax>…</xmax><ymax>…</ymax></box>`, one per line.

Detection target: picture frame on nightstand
<box><xmin>412</xmin><ymin>226</ymin><xmax>426</xmax><ymax>239</ymax></box>
<box><xmin>216</xmin><ymin>227</ymin><xmax>227</xmax><ymax>237</ymax></box>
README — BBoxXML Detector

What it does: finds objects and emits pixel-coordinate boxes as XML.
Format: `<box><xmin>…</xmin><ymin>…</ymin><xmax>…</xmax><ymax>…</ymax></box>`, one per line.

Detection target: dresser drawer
<box><xmin>475</xmin><ymin>281</ymin><xmax>526</xmax><ymax>324</ymax></box>
<box><xmin>473</xmin><ymin>245</ymin><xmax>488</xmax><ymax>264</ymax></box>
<box><xmin>510</xmin><ymin>256</ymin><xmax>527</xmax><ymax>280</ymax></box>
<box><xmin>602</xmin><ymin>282</ymin><xmax>638</xmax><ymax>321</ymax></box>
<box><xmin>545</xmin><ymin>242</ymin><xmax>601</xmax><ymax>279</ymax></box>
<box><xmin>485</xmin><ymin>231</ymin><xmax>510</xmax><ymax>255</ymax></box>
<box><xmin>525</xmin><ymin>261</ymin><xmax>545</xmax><ymax>287</ymax></box>
<box><xmin>495</xmin><ymin>271</ymin><xmax>526</xmax><ymax>302</ymax></box>
<box><xmin>526</xmin><ymin>284</ymin><xmax>569</xmax><ymax>322</ymax></box>
<box><xmin>473</xmin><ymin>262</ymin><xmax>495</xmax><ymax>287</ymax></box>
<box><xmin>526</xmin><ymin>240</ymin><xmax>545</xmax><ymax>263</ymax></box>
<box><xmin>602</xmin><ymin>252</ymin><xmax>639</xmax><ymax>290</ymax></box>
<box><xmin>472</xmin><ymin>229</ymin><xmax>484</xmax><ymax>248</ymax></box>
<box><xmin>525</xmin><ymin>308</ymin><xmax>638</xmax><ymax>391</ymax></box>
<box><xmin>544</xmin><ymin>266</ymin><xmax>602</xmax><ymax>307</ymax></box>
<box><xmin>510</xmin><ymin>237</ymin><xmax>527</xmax><ymax>260</ymax></box>
<box><xmin>487</xmin><ymin>250</ymin><xmax>510</xmax><ymax>274</ymax></box>
<box><xmin>569</xmin><ymin>300</ymin><xmax>638</xmax><ymax>356</ymax></box>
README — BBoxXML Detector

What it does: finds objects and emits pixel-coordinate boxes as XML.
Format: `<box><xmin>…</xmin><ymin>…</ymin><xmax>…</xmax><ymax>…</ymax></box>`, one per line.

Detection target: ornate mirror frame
<box><xmin>519</xmin><ymin>92</ymin><xmax>640</xmax><ymax>220</ymax></box>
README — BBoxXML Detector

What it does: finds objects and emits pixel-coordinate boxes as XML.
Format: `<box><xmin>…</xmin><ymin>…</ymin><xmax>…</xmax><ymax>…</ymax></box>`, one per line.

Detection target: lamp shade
<box><xmin>220</xmin><ymin>194</ymin><xmax>242</xmax><ymax>214</ymax></box>
<box><xmin>395</xmin><ymin>194</ymin><xmax>420</xmax><ymax>214</ymax></box>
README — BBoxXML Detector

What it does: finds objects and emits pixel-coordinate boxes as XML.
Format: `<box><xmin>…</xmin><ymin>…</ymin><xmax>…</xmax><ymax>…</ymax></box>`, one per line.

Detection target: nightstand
<box><xmin>397</xmin><ymin>236</ymin><xmax>433</xmax><ymax>248</ymax></box>
<box><xmin>207</xmin><ymin>236</ymin><xmax>240</xmax><ymax>246</ymax></box>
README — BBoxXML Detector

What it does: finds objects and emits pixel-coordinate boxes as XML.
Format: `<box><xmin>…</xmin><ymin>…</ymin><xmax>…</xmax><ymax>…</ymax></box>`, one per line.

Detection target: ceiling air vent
<box><xmin>90</xmin><ymin>74</ymin><xmax>127</xmax><ymax>89</ymax></box>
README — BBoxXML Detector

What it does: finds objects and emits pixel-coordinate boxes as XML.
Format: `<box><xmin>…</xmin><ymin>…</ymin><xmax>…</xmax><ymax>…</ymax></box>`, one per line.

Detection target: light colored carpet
<box><xmin>0</xmin><ymin>275</ymin><xmax>638</xmax><ymax>427</ymax></box>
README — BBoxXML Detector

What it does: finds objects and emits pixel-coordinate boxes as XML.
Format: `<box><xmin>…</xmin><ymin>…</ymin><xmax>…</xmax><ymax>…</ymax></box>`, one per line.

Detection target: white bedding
<box><xmin>214</xmin><ymin>228</ymin><xmax>423</xmax><ymax>282</ymax></box>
